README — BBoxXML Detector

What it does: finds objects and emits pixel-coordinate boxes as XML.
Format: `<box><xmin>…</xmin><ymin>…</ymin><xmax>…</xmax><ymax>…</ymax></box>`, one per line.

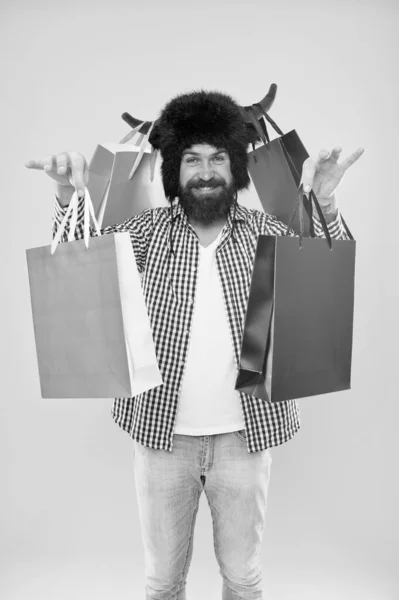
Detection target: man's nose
<box><xmin>199</xmin><ymin>163</ymin><xmax>214</xmax><ymax>181</ymax></box>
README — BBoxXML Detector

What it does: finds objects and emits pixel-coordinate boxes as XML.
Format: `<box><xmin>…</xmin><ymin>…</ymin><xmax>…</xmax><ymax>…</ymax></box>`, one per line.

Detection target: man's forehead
<box><xmin>182</xmin><ymin>144</ymin><xmax>227</xmax><ymax>156</ymax></box>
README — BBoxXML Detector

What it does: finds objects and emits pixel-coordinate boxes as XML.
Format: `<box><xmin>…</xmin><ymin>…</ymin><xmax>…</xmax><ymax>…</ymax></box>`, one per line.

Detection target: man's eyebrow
<box><xmin>182</xmin><ymin>149</ymin><xmax>227</xmax><ymax>156</ymax></box>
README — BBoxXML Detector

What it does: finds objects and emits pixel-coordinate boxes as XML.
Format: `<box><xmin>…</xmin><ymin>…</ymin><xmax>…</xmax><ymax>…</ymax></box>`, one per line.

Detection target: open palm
<box><xmin>301</xmin><ymin>146</ymin><xmax>365</xmax><ymax>204</ymax></box>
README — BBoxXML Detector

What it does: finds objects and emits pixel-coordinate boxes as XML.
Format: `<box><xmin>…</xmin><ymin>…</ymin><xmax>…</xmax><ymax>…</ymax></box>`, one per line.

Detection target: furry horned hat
<box><xmin>149</xmin><ymin>90</ymin><xmax>257</xmax><ymax>201</ymax></box>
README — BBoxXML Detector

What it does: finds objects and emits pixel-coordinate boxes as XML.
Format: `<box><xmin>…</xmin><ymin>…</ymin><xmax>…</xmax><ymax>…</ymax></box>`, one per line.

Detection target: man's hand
<box><xmin>301</xmin><ymin>146</ymin><xmax>365</xmax><ymax>216</ymax></box>
<box><xmin>25</xmin><ymin>151</ymin><xmax>89</xmax><ymax>206</ymax></box>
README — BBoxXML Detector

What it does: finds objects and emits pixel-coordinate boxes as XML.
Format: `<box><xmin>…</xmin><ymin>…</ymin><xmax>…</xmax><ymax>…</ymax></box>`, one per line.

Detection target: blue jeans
<box><xmin>133</xmin><ymin>430</ymin><xmax>272</xmax><ymax>599</ymax></box>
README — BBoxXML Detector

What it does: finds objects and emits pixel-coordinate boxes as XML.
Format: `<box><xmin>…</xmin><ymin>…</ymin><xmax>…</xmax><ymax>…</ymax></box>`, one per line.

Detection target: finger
<box><xmin>340</xmin><ymin>147</ymin><xmax>365</xmax><ymax>171</ymax></box>
<box><xmin>329</xmin><ymin>146</ymin><xmax>343</xmax><ymax>163</ymax></box>
<box><xmin>24</xmin><ymin>159</ymin><xmax>45</xmax><ymax>169</ymax></box>
<box><xmin>24</xmin><ymin>157</ymin><xmax>53</xmax><ymax>171</ymax></box>
<box><xmin>56</xmin><ymin>152</ymin><xmax>69</xmax><ymax>176</ymax></box>
<box><xmin>69</xmin><ymin>153</ymin><xmax>87</xmax><ymax>196</ymax></box>
<box><xmin>42</xmin><ymin>156</ymin><xmax>55</xmax><ymax>174</ymax></box>
<box><xmin>318</xmin><ymin>148</ymin><xmax>331</xmax><ymax>162</ymax></box>
<box><xmin>300</xmin><ymin>156</ymin><xmax>317</xmax><ymax>193</ymax></box>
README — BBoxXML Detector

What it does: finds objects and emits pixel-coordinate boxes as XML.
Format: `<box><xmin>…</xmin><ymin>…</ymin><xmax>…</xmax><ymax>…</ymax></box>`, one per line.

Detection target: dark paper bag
<box><xmin>26</xmin><ymin>191</ymin><xmax>163</xmax><ymax>398</ymax></box>
<box><xmin>246</xmin><ymin>107</ymin><xmax>312</xmax><ymax>235</ymax></box>
<box><xmin>236</xmin><ymin>190</ymin><xmax>356</xmax><ymax>403</ymax></box>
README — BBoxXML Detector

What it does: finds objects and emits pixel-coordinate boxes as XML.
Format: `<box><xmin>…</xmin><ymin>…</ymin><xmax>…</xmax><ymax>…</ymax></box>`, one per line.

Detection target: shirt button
<box><xmin>189</xmin><ymin>298</ymin><xmax>194</xmax><ymax>305</ymax></box>
<box><xmin>184</xmin><ymin>330</ymin><xmax>190</xmax><ymax>336</ymax></box>
<box><xmin>192</xmin><ymin>267</ymin><xmax>197</xmax><ymax>272</ymax></box>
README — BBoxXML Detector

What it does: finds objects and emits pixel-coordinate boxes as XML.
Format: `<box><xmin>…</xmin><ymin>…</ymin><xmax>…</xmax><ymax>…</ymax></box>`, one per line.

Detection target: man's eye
<box><xmin>213</xmin><ymin>155</ymin><xmax>225</xmax><ymax>163</ymax></box>
<box><xmin>186</xmin><ymin>157</ymin><xmax>198</xmax><ymax>164</ymax></box>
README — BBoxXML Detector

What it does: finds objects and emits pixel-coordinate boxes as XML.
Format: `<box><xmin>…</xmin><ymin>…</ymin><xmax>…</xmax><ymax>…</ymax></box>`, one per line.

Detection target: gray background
<box><xmin>2</xmin><ymin>0</ymin><xmax>398</xmax><ymax>598</ymax></box>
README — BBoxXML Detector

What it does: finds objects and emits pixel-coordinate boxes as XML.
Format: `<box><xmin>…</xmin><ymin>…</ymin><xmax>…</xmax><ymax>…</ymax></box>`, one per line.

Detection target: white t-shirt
<box><xmin>173</xmin><ymin>232</ymin><xmax>245</xmax><ymax>435</ymax></box>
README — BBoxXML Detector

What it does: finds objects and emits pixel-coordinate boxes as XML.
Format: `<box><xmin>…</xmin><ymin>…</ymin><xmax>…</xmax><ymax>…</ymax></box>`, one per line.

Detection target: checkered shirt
<box><xmin>53</xmin><ymin>197</ymin><xmax>349</xmax><ymax>453</ymax></box>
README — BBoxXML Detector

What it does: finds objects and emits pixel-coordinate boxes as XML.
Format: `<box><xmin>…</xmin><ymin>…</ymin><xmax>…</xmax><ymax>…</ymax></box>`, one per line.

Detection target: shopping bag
<box><xmin>87</xmin><ymin>121</ymin><xmax>167</xmax><ymax>228</ymax></box>
<box><xmin>26</xmin><ymin>190</ymin><xmax>163</xmax><ymax>398</ymax></box>
<box><xmin>235</xmin><ymin>187</ymin><xmax>356</xmax><ymax>402</ymax></box>
<box><xmin>245</xmin><ymin>106</ymin><xmax>313</xmax><ymax>235</ymax></box>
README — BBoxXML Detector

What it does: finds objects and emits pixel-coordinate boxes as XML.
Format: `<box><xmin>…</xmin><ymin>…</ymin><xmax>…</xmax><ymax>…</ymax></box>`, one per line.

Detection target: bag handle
<box><xmin>128</xmin><ymin>120</ymin><xmax>156</xmax><ymax>180</ymax></box>
<box><xmin>286</xmin><ymin>184</ymin><xmax>333</xmax><ymax>249</ymax></box>
<box><xmin>250</xmin><ymin>103</ymin><xmax>354</xmax><ymax>244</ymax></box>
<box><xmin>252</xmin><ymin>110</ymin><xmax>304</xmax><ymax>194</ymax></box>
<box><xmin>120</xmin><ymin>119</ymin><xmax>159</xmax><ymax>182</ymax></box>
<box><xmin>51</xmin><ymin>189</ymin><xmax>101</xmax><ymax>255</ymax></box>
<box><xmin>245</xmin><ymin>106</ymin><xmax>270</xmax><ymax>145</ymax></box>
<box><xmin>149</xmin><ymin>146</ymin><xmax>159</xmax><ymax>182</ymax></box>
<box><xmin>119</xmin><ymin>121</ymin><xmax>149</xmax><ymax>145</ymax></box>
<box><xmin>254</xmin><ymin>103</ymin><xmax>284</xmax><ymax>137</ymax></box>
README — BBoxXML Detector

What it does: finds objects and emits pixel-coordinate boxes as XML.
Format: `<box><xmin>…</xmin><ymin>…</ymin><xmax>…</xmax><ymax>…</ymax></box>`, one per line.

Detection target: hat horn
<box><xmin>239</xmin><ymin>83</ymin><xmax>277</xmax><ymax>120</ymax></box>
<box><xmin>121</xmin><ymin>83</ymin><xmax>278</xmax><ymax>135</ymax></box>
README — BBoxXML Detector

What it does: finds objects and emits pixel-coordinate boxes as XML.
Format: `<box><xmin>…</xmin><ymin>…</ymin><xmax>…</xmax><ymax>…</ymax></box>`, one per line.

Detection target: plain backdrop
<box><xmin>1</xmin><ymin>0</ymin><xmax>398</xmax><ymax>599</ymax></box>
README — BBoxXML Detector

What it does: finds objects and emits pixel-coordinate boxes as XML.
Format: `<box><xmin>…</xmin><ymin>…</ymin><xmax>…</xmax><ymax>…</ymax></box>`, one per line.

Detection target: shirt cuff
<box><xmin>52</xmin><ymin>194</ymin><xmax>85</xmax><ymax>225</ymax></box>
<box><xmin>312</xmin><ymin>208</ymin><xmax>345</xmax><ymax>238</ymax></box>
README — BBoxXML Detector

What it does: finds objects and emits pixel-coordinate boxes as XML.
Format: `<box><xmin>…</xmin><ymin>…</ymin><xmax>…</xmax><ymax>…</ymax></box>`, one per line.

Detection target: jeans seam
<box><xmin>208</xmin><ymin>499</ymin><xmax>232</xmax><ymax>590</ymax></box>
<box><xmin>177</xmin><ymin>487</ymin><xmax>201</xmax><ymax>592</ymax></box>
<box><xmin>209</xmin><ymin>497</ymin><xmax>222</xmax><ymax>574</ymax></box>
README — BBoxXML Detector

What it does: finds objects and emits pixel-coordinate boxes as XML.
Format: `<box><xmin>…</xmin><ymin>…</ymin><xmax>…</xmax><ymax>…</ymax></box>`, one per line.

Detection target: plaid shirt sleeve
<box><xmin>52</xmin><ymin>195</ymin><xmax>154</xmax><ymax>273</ymax></box>
<box><xmin>251</xmin><ymin>203</ymin><xmax>350</xmax><ymax>240</ymax></box>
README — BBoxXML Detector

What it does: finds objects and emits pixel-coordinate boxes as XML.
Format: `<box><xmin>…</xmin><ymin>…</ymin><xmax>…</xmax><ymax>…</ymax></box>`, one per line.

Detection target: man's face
<box><xmin>178</xmin><ymin>144</ymin><xmax>235</xmax><ymax>224</ymax></box>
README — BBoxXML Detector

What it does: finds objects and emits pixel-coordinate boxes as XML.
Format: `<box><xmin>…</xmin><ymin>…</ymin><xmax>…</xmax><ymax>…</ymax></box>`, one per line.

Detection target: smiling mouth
<box><xmin>194</xmin><ymin>185</ymin><xmax>220</xmax><ymax>193</ymax></box>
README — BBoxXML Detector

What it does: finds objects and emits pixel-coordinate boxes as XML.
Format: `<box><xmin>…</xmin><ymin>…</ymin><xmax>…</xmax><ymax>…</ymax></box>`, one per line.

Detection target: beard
<box><xmin>178</xmin><ymin>177</ymin><xmax>236</xmax><ymax>224</ymax></box>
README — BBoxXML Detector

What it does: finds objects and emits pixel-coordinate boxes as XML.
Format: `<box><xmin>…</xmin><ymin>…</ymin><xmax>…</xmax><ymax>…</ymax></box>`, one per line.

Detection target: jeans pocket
<box><xmin>233</xmin><ymin>429</ymin><xmax>247</xmax><ymax>442</ymax></box>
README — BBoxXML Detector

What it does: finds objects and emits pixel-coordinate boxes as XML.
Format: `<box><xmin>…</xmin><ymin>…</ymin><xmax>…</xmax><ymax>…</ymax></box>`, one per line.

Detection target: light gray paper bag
<box><xmin>26</xmin><ymin>191</ymin><xmax>163</xmax><ymax>398</ymax></box>
<box><xmin>87</xmin><ymin>140</ymin><xmax>167</xmax><ymax>228</ymax></box>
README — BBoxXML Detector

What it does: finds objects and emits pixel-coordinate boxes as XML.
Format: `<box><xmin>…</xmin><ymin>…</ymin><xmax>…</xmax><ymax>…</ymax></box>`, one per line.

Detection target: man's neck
<box><xmin>188</xmin><ymin>216</ymin><xmax>227</xmax><ymax>248</ymax></box>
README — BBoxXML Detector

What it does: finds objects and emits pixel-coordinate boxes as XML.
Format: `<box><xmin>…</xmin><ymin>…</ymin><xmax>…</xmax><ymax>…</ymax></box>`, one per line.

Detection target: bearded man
<box><xmin>26</xmin><ymin>90</ymin><xmax>363</xmax><ymax>600</ymax></box>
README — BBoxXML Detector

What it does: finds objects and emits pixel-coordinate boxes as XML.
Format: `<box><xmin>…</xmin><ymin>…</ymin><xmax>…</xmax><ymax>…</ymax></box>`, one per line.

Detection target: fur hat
<box><xmin>150</xmin><ymin>90</ymin><xmax>257</xmax><ymax>201</ymax></box>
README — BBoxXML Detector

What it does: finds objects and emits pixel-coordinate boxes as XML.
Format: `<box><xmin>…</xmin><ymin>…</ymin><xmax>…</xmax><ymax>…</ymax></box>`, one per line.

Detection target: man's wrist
<box><xmin>56</xmin><ymin>184</ymin><xmax>75</xmax><ymax>207</ymax></box>
<box><xmin>313</xmin><ymin>195</ymin><xmax>338</xmax><ymax>224</ymax></box>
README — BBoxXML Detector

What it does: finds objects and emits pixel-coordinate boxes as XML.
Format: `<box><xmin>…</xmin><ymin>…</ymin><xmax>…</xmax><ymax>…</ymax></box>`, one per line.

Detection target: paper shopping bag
<box><xmin>87</xmin><ymin>143</ymin><xmax>167</xmax><ymax>228</ymax></box>
<box><xmin>244</xmin><ymin>106</ymin><xmax>312</xmax><ymax>235</ymax></box>
<box><xmin>235</xmin><ymin>190</ymin><xmax>356</xmax><ymax>403</ymax></box>
<box><xmin>26</xmin><ymin>191</ymin><xmax>163</xmax><ymax>398</ymax></box>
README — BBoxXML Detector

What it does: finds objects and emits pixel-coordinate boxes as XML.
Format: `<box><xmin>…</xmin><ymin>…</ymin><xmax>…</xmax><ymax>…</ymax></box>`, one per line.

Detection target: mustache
<box><xmin>187</xmin><ymin>178</ymin><xmax>225</xmax><ymax>189</ymax></box>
